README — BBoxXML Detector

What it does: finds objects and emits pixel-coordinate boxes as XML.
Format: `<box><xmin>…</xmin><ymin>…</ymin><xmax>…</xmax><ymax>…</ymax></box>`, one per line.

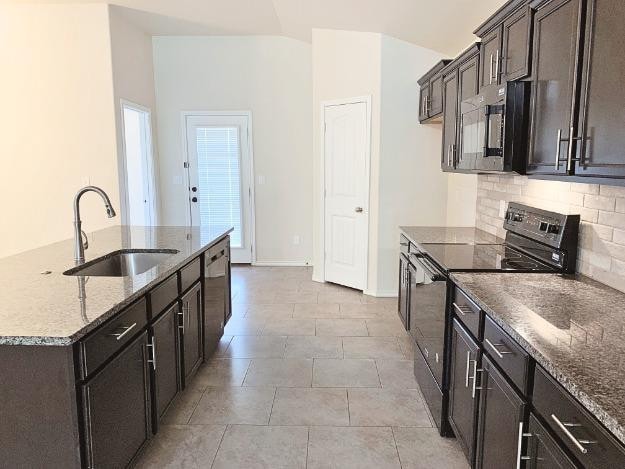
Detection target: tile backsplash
<box><xmin>476</xmin><ymin>175</ymin><xmax>625</xmax><ymax>293</ymax></box>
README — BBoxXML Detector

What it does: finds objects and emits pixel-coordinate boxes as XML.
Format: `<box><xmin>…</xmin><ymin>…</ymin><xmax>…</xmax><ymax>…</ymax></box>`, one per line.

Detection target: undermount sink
<box><xmin>63</xmin><ymin>249</ymin><xmax>179</xmax><ymax>277</ymax></box>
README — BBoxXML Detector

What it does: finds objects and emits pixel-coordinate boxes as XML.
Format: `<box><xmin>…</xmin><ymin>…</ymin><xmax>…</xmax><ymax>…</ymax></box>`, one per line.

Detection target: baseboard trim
<box><xmin>363</xmin><ymin>289</ymin><xmax>398</xmax><ymax>298</ymax></box>
<box><xmin>251</xmin><ymin>261</ymin><xmax>311</xmax><ymax>267</ymax></box>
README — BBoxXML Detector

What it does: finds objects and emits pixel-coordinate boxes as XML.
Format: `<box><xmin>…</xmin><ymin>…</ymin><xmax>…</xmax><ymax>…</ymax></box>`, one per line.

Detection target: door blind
<box><xmin>195</xmin><ymin>126</ymin><xmax>243</xmax><ymax>247</ymax></box>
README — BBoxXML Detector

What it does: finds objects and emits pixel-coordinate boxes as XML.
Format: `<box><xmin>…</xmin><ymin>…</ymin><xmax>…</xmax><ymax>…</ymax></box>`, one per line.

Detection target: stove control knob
<box><xmin>547</xmin><ymin>224</ymin><xmax>560</xmax><ymax>234</ymax></box>
<box><xmin>539</xmin><ymin>221</ymin><xmax>548</xmax><ymax>232</ymax></box>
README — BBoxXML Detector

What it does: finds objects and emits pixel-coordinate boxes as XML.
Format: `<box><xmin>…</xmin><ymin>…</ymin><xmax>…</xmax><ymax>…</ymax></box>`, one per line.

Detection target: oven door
<box><xmin>409</xmin><ymin>253</ymin><xmax>447</xmax><ymax>386</ymax></box>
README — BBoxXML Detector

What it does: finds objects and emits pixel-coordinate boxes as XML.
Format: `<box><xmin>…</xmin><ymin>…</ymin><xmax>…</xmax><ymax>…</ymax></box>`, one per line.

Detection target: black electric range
<box><xmin>401</xmin><ymin>203</ymin><xmax>580</xmax><ymax>436</ymax></box>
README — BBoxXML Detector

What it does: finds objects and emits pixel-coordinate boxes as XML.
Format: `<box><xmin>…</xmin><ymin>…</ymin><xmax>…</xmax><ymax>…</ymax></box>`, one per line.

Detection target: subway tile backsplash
<box><xmin>476</xmin><ymin>175</ymin><xmax>625</xmax><ymax>293</ymax></box>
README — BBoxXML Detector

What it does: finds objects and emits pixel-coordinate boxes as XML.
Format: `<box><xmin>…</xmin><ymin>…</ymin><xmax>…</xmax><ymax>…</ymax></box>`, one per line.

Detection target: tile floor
<box><xmin>136</xmin><ymin>266</ymin><xmax>468</xmax><ymax>469</ymax></box>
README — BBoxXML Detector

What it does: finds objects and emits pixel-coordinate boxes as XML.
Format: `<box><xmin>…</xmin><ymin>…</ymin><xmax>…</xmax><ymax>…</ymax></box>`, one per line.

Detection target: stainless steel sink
<box><xmin>63</xmin><ymin>249</ymin><xmax>179</xmax><ymax>277</ymax></box>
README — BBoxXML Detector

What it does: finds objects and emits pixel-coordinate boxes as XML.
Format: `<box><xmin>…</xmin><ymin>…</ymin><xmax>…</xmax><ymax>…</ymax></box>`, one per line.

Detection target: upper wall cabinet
<box><xmin>475</xmin><ymin>0</ymin><xmax>532</xmax><ymax>89</ymax></box>
<box><xmin>574</xmin><ymin>0</ymin><xmax>625</xmax><ymax>178</ymax></box>
<box><xmin>526</xmin><ymin>0</ymin><xmax>584</xmax><ymax>175</ymax></box>
<box><xmin>418</xmin><ymin>60</ymin><xmax>452</xmax><ymax>123</ymax></box>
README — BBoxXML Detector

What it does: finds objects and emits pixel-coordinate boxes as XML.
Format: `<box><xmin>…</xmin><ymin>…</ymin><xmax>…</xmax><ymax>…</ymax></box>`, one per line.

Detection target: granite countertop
<box><xmin>451</xmin><ymin>272</ymin><xmax>625</xmax><ymax>446</ymax></box>
<box><xmin>399</xmin><ymin>226</ymin><xmax>502</xmax><ymax>247</ymax></box>
<box><xmin>0</xmin><ymin>226</ymin><xmax>231</xmax><ymax>346</ymax></box>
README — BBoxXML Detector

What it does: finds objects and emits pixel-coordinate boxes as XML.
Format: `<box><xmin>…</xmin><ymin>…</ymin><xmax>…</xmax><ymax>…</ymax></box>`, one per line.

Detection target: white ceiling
<box><xmin>9</xmin><ymin>0</ymin><xmax>508</xmax><ymax>55</ymax></box>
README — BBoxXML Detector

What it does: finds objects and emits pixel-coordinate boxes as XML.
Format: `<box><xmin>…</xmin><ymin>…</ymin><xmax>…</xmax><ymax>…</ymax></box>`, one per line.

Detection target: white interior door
<box><xmin>324</xmin><ymin>101</ymin><xmax>370</xmax><ymax>290</ymax></box>
<box><xmin>185</xmin><ymin>114</ymin><xmax>253</xmax><ymax>263</ymax></box>
<box><xmin>121</xmin><ymin>102</ymin><xmax>157</xmax><ymax>227</ymax></box>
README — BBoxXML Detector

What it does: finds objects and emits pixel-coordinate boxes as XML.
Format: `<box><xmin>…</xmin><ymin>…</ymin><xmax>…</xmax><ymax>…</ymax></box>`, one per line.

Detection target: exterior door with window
<box><xmin>185</xmin><ymin>114</ymin><xmax>253</xmax><ymax>263</ymax></box>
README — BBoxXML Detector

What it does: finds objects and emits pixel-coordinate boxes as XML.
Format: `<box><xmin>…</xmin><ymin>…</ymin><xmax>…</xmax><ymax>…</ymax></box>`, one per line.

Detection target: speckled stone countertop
<box><xmin>0</xmin><ymin>226</ymin><xmax>231</xmax><ymax>346</ymax></box>
<box><xmin>451</xmin><ymin>272</ymin><xmax>625</xmax><ymax>446</ymax></box>
<box><xmin>399</xmin><ymin>226</ymin><xmax>502</xmax><ymax>247</ymax></box>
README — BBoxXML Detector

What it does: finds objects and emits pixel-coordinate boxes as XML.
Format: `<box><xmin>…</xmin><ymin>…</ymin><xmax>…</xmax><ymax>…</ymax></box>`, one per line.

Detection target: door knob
<box><xmin>355</xmin><ymin>207</ymin><xmax>363</xmax><ymax>213</ymax></box>
<box><xmin>191</xmin><ymin>197</ymin><xmax>198</xmax><ymax>203</ymax></box>
<box><xmin>191</xmin><ymin>186</ymin><xmax>198</xmax><ymax>192</ymax></box>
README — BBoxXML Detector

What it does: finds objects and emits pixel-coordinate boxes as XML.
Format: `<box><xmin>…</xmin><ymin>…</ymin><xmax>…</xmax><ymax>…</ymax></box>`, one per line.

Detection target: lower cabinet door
<box><xmin>151</xmin><ymin>303</ymin><xmax>180</xmax><ymax>422</ymax></box>
<box><xmin>181</xmin><ymin>282</ymin><xmax>203</xmax><ymax>381</ymax></box>
<box><xmin>82</xmin><ymin>332</ymin><xmax>151</xmax><ymax>468</ymax></box>
<box><xmin>475</xmin><ymin>355</ymin><xmax>526</xmax><ymax>469</ymax></box>
<box><xmin>526</xmin><ymin>413</ymin><xmax>578</xmax><ymax>469</ymax></box>
<box><xmin>204</xmin><ymin>249</ymin><xmax>228</xmax><ymax>356</ymax></box>
<box><xmin>448</xmin><ymin>319</ymin><xmax>479</xmax><ymax>463</ymax></box>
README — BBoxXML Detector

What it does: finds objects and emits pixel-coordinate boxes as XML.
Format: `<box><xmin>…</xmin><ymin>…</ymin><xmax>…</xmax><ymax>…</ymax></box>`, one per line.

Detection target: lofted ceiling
<box><xmin>7</xmin><ymin>0</ymin><xmax>509</xmax><ymax>55</ymax></box>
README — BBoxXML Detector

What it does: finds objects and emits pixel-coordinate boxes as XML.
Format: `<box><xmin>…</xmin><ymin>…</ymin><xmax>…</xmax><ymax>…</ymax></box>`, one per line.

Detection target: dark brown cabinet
<box><xmin>574</xmin><ymin>0</ymin><xmax>625</xmax><ymax>178</ymax></box>
<box><xmin>418</xmin><ymin>60</ymin><xmax>452</xmax><ymax>123</ymax></box>
<box><xmin>479</xmin><ymin>28</ymin><xmax>503</xmax><ymax>89</ymax></box>
<box><xmin>150</xmin><ymin>303</ymin><xmax>180</xmax><ymax>423</ymax></box>
<box><xmin>429</xmin><ymin>74</ymin><xmax>444</xmax><ymax>116</ymax></box>
<box><xmin>181</xmin><ymin>282</ymin><xmax>203</xmax><ymax>381</ymax></box>
<box><xmin>475</xmin><ymin>355</ymin><xmax>526</xmax><ymax>469</ymax></box>
<box><xmin>501</xmin><ymin>6</ymin><xmax>532</xmax><ymax>82</ymax></box>
<box><xmin>526</xmin><ymin>413</ymin><xmax>578</xmax><ymax>469</ymax></box>
<box><xmin>455</xmin><ymin>46</ymin><xmax>481</xmax><ymax>171</ymax></box>
<box><xmin>81</xmin><ymin>332</ymin><xmax>151</xmax><ymax>469</ymax></box>
<box><xmin>418</xmin><ymin>84</ymin><xmax>430</xmax><ymax>122</ymax></box>
<box><xmin>441</xmin><ymin>69</ymin><xmax>459</xmax><ymax>171</ymax></box>
<box><xmin>448</xmin><ymin>320</ymin><xmax>479</xmax><ymax>462</ymax></box>
<box><xmin>526</xmin><ymin>0</ymin><xmax>583</xmax><ymax>175</ymax></box>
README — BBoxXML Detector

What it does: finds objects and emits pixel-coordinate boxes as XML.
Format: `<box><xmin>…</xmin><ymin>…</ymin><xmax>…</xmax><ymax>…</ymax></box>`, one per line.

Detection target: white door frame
<box><xmin>119</xmin><ymin>99</ymin><xmax>158</xmax><ymax>226</ymax></box>
<box><xmin>180</xmin><ymin>110</ymin><xmax>257</xmax><ymax>264</ymax></box>
<box><xmin>319</xmin><ymin>96</ymin><xmax>372</xmax><ymax>290</ymax></box>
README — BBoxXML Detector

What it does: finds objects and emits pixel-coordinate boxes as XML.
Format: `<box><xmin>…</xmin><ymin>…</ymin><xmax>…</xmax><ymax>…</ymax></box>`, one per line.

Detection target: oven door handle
<box><xmin>410</xmin><ymin>253</ymin><xmax>445</xmax><ymax>281</ymax></box>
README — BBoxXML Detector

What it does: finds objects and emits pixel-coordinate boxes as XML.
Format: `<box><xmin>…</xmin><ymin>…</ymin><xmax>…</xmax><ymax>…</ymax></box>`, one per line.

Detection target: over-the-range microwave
<box><xmin>458</xmin><ymin>81</ymin><xmax>530</xmax><ymax>173</ymax></box>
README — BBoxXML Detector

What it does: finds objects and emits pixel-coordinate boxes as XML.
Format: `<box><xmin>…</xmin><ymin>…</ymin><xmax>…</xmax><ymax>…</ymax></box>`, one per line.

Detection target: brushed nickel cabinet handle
<box><xmin>551</xmin><ymin>414</ymin><xmax>597</xmax><ymax>454</ymax></box>
<box><xmin>485</xmin><ymin>337</ymin><xmax>513</xmax><ymax>358</ymax></box>
<box><xmin>465</xmin><ymin>350</ymin><xmax>471</xmax><ymax>387</ymax></box>
<box><xmin>453</xmin><ymin>302</ymin><xmax>473</xmax><ymax>316</ymax></box>
<box><xmin>516</xmin><ymin>422</ymin><xmax>533</xmax><ymax>469</ymax></box>
<box><xmin>495</xmin><ymin>49</ymin><xmax>500</xmax><ymax>82</ymax></box>
<box><xmin>489</xmin><ymin>53</ymin><xmax>494</xmax><ymax>85</ymax></box>
<box><xmin>147</xmin><ymin>338</ymin><xmax>157</xmax><ymax>371</ymax></box>
<box><xmin>178</xmin><ymin>305</ymin><xmax>185</xmax><ymax>333</ymax></box>
<box><xmin>555</xmin><ymin>128</ymin><xmax>564</xmax><ymax>170</ymax></box>
<box><xmin>108</xmin><ymin>322</ymin><xmax>137</xmax><ymax>341</ymax></box>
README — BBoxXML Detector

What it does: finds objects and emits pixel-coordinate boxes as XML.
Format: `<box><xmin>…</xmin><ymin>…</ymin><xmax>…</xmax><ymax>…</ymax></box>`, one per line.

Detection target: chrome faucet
<box><xmin>73</xmin><ymin>186</ymin><xmax>116</xmax><ymax>264</ymax></box>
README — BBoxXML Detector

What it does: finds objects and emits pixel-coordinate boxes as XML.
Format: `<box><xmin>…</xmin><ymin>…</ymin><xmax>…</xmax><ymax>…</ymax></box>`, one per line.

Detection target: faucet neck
<box><xmin>73</xmin><ymin>186</ymin><xmax>116</xmax><ymax>264</ymax></box>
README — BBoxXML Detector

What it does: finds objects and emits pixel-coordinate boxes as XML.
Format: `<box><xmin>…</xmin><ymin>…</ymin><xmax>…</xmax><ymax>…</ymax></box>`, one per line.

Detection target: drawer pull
<box><xmin>452</xmin><ymin>302</ymin><xmax>474</xmax><ymax>316</ymax></box>
<box><xmin>470</xmin><ymin>361</ymin><xmax>485</xmax><ymax>399</ymax></box>
<box><xmin>516</xmin><ymin>422</ymin><xmax>533</xmax><ymax>469</ymax></box>
<box><xmin>485</xmin><ymin>338</ymin><xmax>514</xmax><ymax>358</ymax></box>
<box><xmin>108</xmin><ymin>322</ymin><xmax>137</xmax><ymax>341</ymax></box>
<box><xmin>551</xmin><ymin>414</ymin><xmax>597</xmax><ymax>454</ymax></box>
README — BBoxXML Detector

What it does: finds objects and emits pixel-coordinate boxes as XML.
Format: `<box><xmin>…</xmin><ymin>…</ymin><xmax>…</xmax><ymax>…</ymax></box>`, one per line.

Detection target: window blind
<box><xmin>195</xmin><ymin>126</ymin><xmax>243</xmax><ymax>247</ymax></box>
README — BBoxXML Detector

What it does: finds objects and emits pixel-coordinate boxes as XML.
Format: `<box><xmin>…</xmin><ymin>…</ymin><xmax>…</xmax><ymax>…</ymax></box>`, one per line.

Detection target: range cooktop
<box><xmin>420</xmin><ymin>243</ymin><xmax>556</xmax><ymax>273</ymax></box>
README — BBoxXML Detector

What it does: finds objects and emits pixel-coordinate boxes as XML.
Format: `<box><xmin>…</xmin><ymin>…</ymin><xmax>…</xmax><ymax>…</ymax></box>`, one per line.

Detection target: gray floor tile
<box><xmin>269</xmin><ymin>387</ymin><xmax>349</xmax><ymax>426</ymax></box>
<box><xmin>376</xmin><ymin>359</ymin><xmax>420</xmax><ymax>389</ymax></box>
<box><xmin>393</xmin><ymin>427</ymin><xmax>470</xmax><ymax>469</ymax></box>
<box><xmin>261</xmin><ymin>318</ymin><xmax>316</xmax><ymax>336</ymax></box>
<box><xmin>307</xmin><ymin>426</ymin><xmax>401</xmax><ymax>469</ymax></box>
<box><xmin>285</xmin><ymin>336</ymin><xmax>342</xmax><ymax>358</ymax></box>
<box><xmin>243</xmin><ymin>358</ymin><xmax>313</xmax><ymax>387</ymax></box>
<box><xmin>347</xmin><ymin>388</ymin><xmax>431</xmax><ymax>427</ymax></box>
<box><xmin>293</xmin><ymin>303</ymin><xmax>341</xmax><ymax>318</ymax></box>
<box><xmin>135</xmin><ymin>424</ymin><xmax>225</xmax><ymax>468</ymax></box>
<box><xmin>222</xmin><ymin>335</ymin><xmax>286</xmax><ymax>358</ymax></box>
<box><xmin>188</xmin><ymin>359</ymin><xmax>251</xmax><ymax>389</ymax></box>
<box><xmin>213</xmin><ymin>335</ymin><xmax>233</xmax><ymax>357</ymax></box>
<box><xmin>161</xmin><ymin>389</ymin><xmax>204</xmax><ymax>425</ymax></box>
<box><xmin>313</xmin><ymin>359</ymin><xmax>380</xmax><ymax>387</ymax></box>
<box><xmin>189</xmin><ymin>387</ymin><xmax>276</xmax><ymax>425</ymax></box>
<box><xmin>212</xmin><ymin>425</ymin><xmax>308</xmax><ymax>469</ymax></box>
<box><xmin>342</xmin><ymin>336</ymin><xmax>405</xmax><ymax>359</ymax></box>
<box><xmin>340</xmin><ymin>303</ymin><xmax>396</xmax><ymax>318</ymax></box>
<box><xmin>366</xmin><ymin>318</ymin><xmax>409</xmax><ymax>337</ymax></box>
<box><xmin>224</xmin><ymin>317</ymin><xmax>266</xmax><ymax>335</ymax></box>
<box><xmin>398</xmin><ymin>335</ymin><xmax>416</xmax><ymax>359</ymax></box>
<box><xmin>316</xmin><ymin>319</ymin><xmax>368</xmax><ymax>336</ymax></box>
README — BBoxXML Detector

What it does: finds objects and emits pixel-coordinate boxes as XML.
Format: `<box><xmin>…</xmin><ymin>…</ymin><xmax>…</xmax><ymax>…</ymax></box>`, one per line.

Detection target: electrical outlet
<box><xmin>293</xmin><ymin>235</ymin><xmax>301</xmax><ymax>245</ymax></box>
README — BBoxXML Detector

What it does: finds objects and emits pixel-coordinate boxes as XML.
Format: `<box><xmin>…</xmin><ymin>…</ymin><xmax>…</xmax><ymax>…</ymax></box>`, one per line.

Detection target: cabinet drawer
<box><xmin>149</xmin><ymin>274</ymin><xmax>178</xmax><ymax>317</ymax></box>
<box><xmin>451</xmin><ymin>287</ymin><xmax>481</xmax><ymax>339</ymax></box>
<box><xmin>414</xmin><ymin>341</ymin><xmax>443</xmax><ymax>432</ymax></box>
<box><xmin>180</xmin><ymin>257</ymin><xmax>201</xmax><ymax>293</ymax></box>
<box><xmin>533</xmin><ymin>366</ymin><xmax>625</xmax><ymax>468</ymax></box>
<box><xmin>79</xmin><ymin>298</ymin><xmax>148</xmax><ymax>378</ymax></box>
<box><xmin>482</xmin><ymin>315</ymin><xmax>529</xmax><ymax>394</ymax></box>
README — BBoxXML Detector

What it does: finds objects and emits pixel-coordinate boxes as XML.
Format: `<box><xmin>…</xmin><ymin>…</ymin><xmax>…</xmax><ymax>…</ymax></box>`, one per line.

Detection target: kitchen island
<box><xmin>0</xmin><ymin>226</ymin><xmax>232</xmax><ymax>468</ymax></box>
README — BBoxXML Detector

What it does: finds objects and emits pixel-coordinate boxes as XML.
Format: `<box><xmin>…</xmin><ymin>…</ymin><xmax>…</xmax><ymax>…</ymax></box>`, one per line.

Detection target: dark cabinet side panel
<box><xmin>418</xmin><ymin>85</ymin><xmax>430</xmax><ymax>122</ymax></box>
<box><xmin>429</xmin><ymin>74</ymin><xmax>444</xmax><ymax>117</ymax></box>
<box><xmin>527</xmin><ymin>0</ymin><xmax>583</xmax><ymax>175</ymax></box>
<box><xmin>576</xmin><ymin>0</ymin><xmax>625</xmax><ymax>178</ymax></box>
<box><xmin>181</xmin><ymin>282</ymin><xmax>203</xmax><ymax>381</ymax></box>
<box><xmin>441</xmin><ymin>70</ymin><xmax>459</xmax><ymax>171</ymax></box>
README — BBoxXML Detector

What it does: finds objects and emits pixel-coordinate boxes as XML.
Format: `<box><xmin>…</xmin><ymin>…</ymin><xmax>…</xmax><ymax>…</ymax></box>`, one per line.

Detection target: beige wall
<box><xmin>446</xmin><ymin>173</ymin><xmax>478</xmax><ymax>226</ymax></box>
<box><xmin>152</xmin><ymin>36</ymin><xmax>313</xmax><ymax>265</ymax></box>
<box><xmin>476</xmin><ymin>175</ymin><xmax>625</xmax><ymax>293</ymax></box>
<box><xmin>377</xmin><ymin>35</ymin><xmax>452</xmax><ymax>295</ymax></box>
<box><xmin>0</xmin><ymin>4</ymin><xmax>119</xmax><ymax>258</ymax></box>
<box><xmin>108</xmin><ymin>6</ymin><xmax>160</xmax><ymax>223</ymax></box>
